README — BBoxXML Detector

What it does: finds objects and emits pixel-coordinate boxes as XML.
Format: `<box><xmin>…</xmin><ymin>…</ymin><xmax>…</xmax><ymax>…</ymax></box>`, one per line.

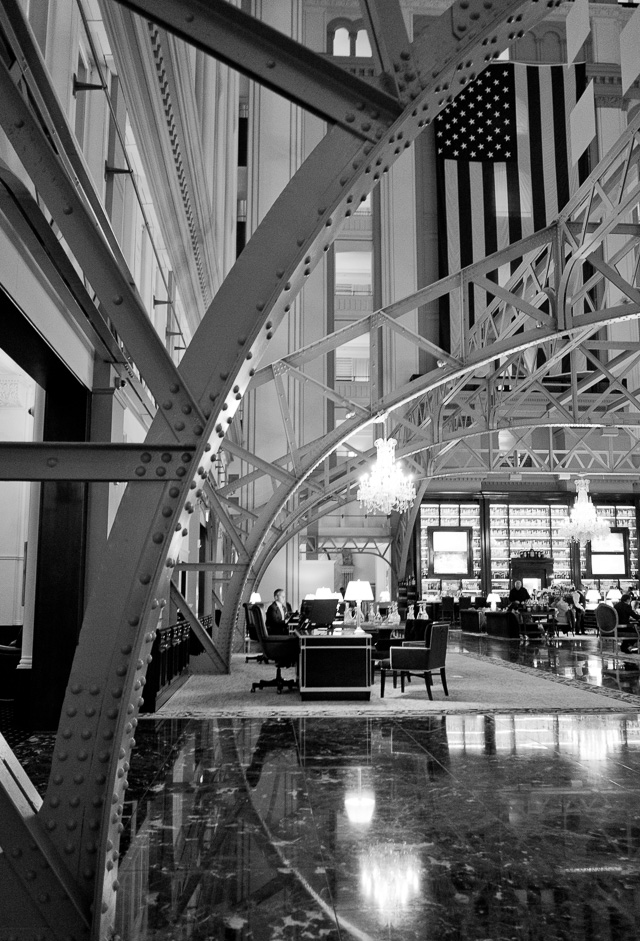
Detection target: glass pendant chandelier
<box><xmin>357</xmin><ymin>437</ymin><xmax>416</xmax><ymax>515</ymax></box>
<box><xmin>558</xmin><ymin>478</ymin><xmax>610</xmax><ymax>545</ymax></box>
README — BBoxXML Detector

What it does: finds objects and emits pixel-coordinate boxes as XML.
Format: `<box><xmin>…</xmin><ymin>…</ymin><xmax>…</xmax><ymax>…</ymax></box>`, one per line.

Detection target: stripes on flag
<box><xmin>435</xmin><ymin>61</ymin><xmax>588</xmax><ymax>352</ymax></box>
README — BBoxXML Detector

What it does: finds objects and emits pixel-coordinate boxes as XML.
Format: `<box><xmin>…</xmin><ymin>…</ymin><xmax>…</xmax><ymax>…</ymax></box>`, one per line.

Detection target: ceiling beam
<box><xmin>111</xmin><ymin>0</ymin><xmax>401</xmax><ymax>142</ymax></box>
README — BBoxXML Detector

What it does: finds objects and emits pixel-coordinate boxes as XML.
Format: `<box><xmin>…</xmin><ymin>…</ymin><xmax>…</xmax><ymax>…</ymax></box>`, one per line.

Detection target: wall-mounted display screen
<box><xmin>588</xmin><ymin>527</ymin><xmax>628</xmax><ymax>577</ymax></box>
<box><xmin>591</xmin><ymin>532</ymin><xmax>624</xmax><ymax>554</ymax></box>
<box><xmin>427</xmin><ymin>527</ymin><xmax>472</xmax><ymax>576</ymax></box>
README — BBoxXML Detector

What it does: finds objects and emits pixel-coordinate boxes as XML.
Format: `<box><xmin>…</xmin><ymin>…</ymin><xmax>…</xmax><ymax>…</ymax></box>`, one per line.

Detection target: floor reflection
<box><xmin>116</xmin><ymin>713</ymin><xmax>640</xmax><ymax>940</ymax></box>
<box><xmin>453</xmin><ymin>631</ymin><xmax>640</xmax><ymax>695</ymax></box>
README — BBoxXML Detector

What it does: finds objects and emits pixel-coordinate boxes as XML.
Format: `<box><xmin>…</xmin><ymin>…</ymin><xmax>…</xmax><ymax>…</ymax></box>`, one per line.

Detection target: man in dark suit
<box><xmin>265</xmin><ymin>589</ymin><xmax>293</xmax><ymax>634</ymax></box>
<box><xmin>614</xmin><ymin>593</ymin><xmax>640</xmax><ymax>653</ymax></box>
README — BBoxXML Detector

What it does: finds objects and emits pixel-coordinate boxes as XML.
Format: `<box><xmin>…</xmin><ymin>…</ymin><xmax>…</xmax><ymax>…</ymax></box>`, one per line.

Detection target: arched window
<box><xmin>327</xmin><ymin>18</ymin><xmax>371</xmax><ymax>58</ymax></box>
<box><xmin>332</xmin><ymin>26</ymin><xmax>350</xmax><ymax>57</ymax></box>
<box><xmin>355</xmin><ymin>29</ymin><xmax>372</xmax><ymax>58</ymax></box>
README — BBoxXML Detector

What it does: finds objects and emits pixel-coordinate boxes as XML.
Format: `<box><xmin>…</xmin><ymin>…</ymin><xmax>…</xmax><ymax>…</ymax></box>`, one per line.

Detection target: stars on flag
<box><xmin>435</xmin><ymin>64</ymin><xmax>516</xmax><ymax>161</ymax></box>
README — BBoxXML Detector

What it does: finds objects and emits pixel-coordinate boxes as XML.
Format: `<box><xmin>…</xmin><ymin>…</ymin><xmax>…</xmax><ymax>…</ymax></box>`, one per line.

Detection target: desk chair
<box><xmin>440</xmin><ymin>596</ymin><xmax>455</xmax><ymax>625</ymax></box>
<box><xmin>380</xmin><ymin>623</ymin><xmax>449</xmax><ymax>700</ymax></box>
<box><xmin>243</xmin><ymin>602</ymin><xmax>268</xmax><ymax>663</ymax></box>
<box><xmin>249</xmin><ymin>604</ymin><xmax>299</xmax><ymax>694</ymax></box>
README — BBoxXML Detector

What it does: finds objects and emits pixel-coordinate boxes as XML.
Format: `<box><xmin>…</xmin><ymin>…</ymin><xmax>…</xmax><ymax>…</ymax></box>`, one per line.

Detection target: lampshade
<box><xmin>344</xmin><ymin>580</ymin><xmax>374</xmax><ymax>602</ymax></box>
<box><xmin>606</xmin><ymin>587</ymin><xmax>622</xmax><ymax>603</ymax></box>
<box><xmin>378</xmin><ymin>590</ymin><xmax>391</xmax><ymax>603</ymax></box>
<box><xmin>249</xmin><ymin>592</ymin><xmax>262</xmax><ymax>604</ymax></box>
<box><xmin>487</xmin><ymin>592</ymin><xmax>501</xmax><ymax>611</ymax></box>
<box><xmin>586</xmin><ymin>589</ymin><xmax>601</xmax><ymax>601</ymax></box>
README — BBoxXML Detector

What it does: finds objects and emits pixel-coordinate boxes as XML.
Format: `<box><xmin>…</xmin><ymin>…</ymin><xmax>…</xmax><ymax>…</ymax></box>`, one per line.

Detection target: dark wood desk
<box><xmin>296</xmin><ymin>630</ymin><xmax>372</xmax><ymax>700</ymax></box>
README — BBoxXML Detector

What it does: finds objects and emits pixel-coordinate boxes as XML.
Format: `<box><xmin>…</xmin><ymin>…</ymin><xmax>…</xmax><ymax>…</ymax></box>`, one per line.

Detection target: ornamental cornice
<box><xmin>587</xmin><ymin>61</ymin><xmax>640</xmax><ymax>107</ymax></box>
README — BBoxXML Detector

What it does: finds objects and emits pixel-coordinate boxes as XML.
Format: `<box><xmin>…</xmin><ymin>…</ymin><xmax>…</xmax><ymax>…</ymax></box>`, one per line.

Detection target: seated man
<box><xmin>614</xmin><ymin>593</ymin><xmax>640</xmax><ymax>653</ymax></box>
<box><xmin>265</xmin><ymin>588</ymin><xmax>293</xmax><ymax>635</ymax></box>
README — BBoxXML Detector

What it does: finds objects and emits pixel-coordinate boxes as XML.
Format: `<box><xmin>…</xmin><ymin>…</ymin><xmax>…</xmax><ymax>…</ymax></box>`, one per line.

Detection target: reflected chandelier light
<box><xmin>558</xmin><ymin>478</ymin><xmax>610</xmax><ymax>545</ymax></box>
<box><xmin>357</xmin><ymin>437</ymin><xmax>416</xmax><ymax>515</ymax></box>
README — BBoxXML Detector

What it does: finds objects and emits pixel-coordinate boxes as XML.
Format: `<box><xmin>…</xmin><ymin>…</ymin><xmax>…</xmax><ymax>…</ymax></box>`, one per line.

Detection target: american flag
<box><xmin>435</xmin><ymin>61</ymin><xmax>588</xmax><ymax>350</ymax></box>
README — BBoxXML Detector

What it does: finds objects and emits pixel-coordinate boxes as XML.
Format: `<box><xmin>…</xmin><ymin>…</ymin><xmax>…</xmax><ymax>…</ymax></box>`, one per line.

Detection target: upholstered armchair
<box><xmin>596</xmin><ymin>602</ymin><xmax>640</xmax><ymax>653</ymax></box>
<box><xmin>379</xmin><ymin>623</ymin><xmax>449</xmax><ymax>700</ymax></box>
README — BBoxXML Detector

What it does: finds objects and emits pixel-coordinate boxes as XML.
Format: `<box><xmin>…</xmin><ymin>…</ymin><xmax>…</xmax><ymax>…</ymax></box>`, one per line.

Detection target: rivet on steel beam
<box><xmin>174</xmin><ymin>421</ymin><xmax>185</xmax><ymax>431</ymax></box>
<box><xmin>177</xmin><ymin>466</ymin><xmax>187</xmax><ymax>476</ymax></box>
<box><xmin>139</xmin><ymin>574</ymin><xmax>151</xmax><ymax>584</ymax></box>
<box><xmin>156</xmin><ymin>467</ymin><xmax>166</xmax><ymax>477</ymax></box>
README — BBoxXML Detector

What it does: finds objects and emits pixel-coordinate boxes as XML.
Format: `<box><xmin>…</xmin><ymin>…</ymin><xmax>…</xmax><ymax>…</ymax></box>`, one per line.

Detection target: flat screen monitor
<box><xmin>308</xmin><ymin>598</ymin><xmax>339</xmax><ymax>628</ymax></box>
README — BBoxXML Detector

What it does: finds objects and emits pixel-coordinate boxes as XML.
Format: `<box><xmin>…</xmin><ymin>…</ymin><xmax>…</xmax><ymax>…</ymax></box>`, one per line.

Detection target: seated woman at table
<box><xmin>552</xmin><ymin>594</ymin><xmax>575</xmax><ymax>634</ymax></box>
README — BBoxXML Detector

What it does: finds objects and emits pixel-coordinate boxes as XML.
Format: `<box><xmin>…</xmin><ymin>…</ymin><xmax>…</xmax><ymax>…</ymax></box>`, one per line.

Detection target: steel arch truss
<box><xmin>217</xmin><ymin>108</ymin><xmax>640</xmax><ymax>650</ymax></box>
<box><xmin>1</xmin><ymin>0</ymin><xmax>572</xmax><ymax>937</ymax></box>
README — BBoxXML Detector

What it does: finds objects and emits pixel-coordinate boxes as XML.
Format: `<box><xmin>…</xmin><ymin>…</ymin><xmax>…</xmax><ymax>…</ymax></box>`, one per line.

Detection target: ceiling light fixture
<box><xmin>557</xmin><ymin>478</ymin><xmax>610</xmax><ymax>545</ymax></box>
<box><xmin>357</xmin><ymin>437</ymin><xmax>416</xmax><ymax>515</ymax></box>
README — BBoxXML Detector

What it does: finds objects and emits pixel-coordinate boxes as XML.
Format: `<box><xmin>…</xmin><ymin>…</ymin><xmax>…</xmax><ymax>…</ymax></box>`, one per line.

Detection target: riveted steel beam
<box><xmin>0</xmin><ymin>734</ymin><xmax>89</xmax><ymax>939</ymax></box>
<box><xmin>111</xmin><ymin>0</ymin><xmax>401</xmax><ymax>142</ymax></box>
<box><xmin>358</xmin><ymin>0</ymin><xmax>415</xmax><ymax>101</ymax></box>
<box><xmin>0</xmin><ymin>443</ymin><xmax>195</xmax><ymax>480</ymax></box>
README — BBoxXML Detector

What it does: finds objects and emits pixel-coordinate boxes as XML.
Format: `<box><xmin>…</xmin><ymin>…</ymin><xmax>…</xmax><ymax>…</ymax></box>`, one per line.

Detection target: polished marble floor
<box><xmin>7</xmin><ymin>633</ymin><xmax>640</xmax><ymax>939</ymax></box>
<box><xmin>113</xmin><ymin>711</ymin><xmax>640</xmax><ymax>940</ymax></box>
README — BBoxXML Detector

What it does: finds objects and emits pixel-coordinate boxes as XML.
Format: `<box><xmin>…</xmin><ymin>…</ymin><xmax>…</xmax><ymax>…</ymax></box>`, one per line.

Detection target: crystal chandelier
<box><xmin>357</xmin><ymin>437</ymin><xmax>416</xmax><ymax>515</ymax></box>
<box><xmin>558</xmin><ymin>478</ymin><xmax>611</xmax><ymax>545</ymax></box>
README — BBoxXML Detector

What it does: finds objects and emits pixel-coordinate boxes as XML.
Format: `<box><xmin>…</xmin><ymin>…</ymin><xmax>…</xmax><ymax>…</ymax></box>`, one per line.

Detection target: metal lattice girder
<box><xmin>222</xmin><ymin>109</ymin><xmax>640</xmax><ymax>646</ymax></box>
<box><xmin>0</xmin><ymin>443</ymin><xmax>196</xmax><ymax>480</ymax></box>
<box><xmin>111</xmin><ymin>0</ymin><xmax>402</xmax><ymax>142</ymax></box>
<box><xmin>0</xmin><ymin>2</ymin><xmax>597</xmax><ymax>938</ymax></box>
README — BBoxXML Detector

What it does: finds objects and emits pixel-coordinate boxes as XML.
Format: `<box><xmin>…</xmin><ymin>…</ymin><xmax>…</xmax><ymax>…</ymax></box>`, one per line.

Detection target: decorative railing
<box><xmin>142</xmin><ymin>614</ymin><xmax>213</xmax><ymax>712</ymax></box>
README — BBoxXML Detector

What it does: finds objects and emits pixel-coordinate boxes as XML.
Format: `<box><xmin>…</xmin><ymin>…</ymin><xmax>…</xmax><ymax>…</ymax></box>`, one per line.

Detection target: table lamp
<box><xmin>605</xmin><ymin>586</ymin><xmax>622</xmax><ymax>604</ymax></box>
<box><xmin>249</xmin><ymin>592</ymin><xmax>262</xmax><ymax>604</ymax></box>
<box><xmin>585</xmin><ymin>588</ymin><xmax>600</xmax><ymax>609</ymax></box>
<box><xmin>344</xmin><ymin>580</ymin><xmax>374</xmax><ymax>632</ymax></box>
<box><xmin>487</xmin><ymin>592</ymin><xmax>501</xmax><ymax>611</ymax></box>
